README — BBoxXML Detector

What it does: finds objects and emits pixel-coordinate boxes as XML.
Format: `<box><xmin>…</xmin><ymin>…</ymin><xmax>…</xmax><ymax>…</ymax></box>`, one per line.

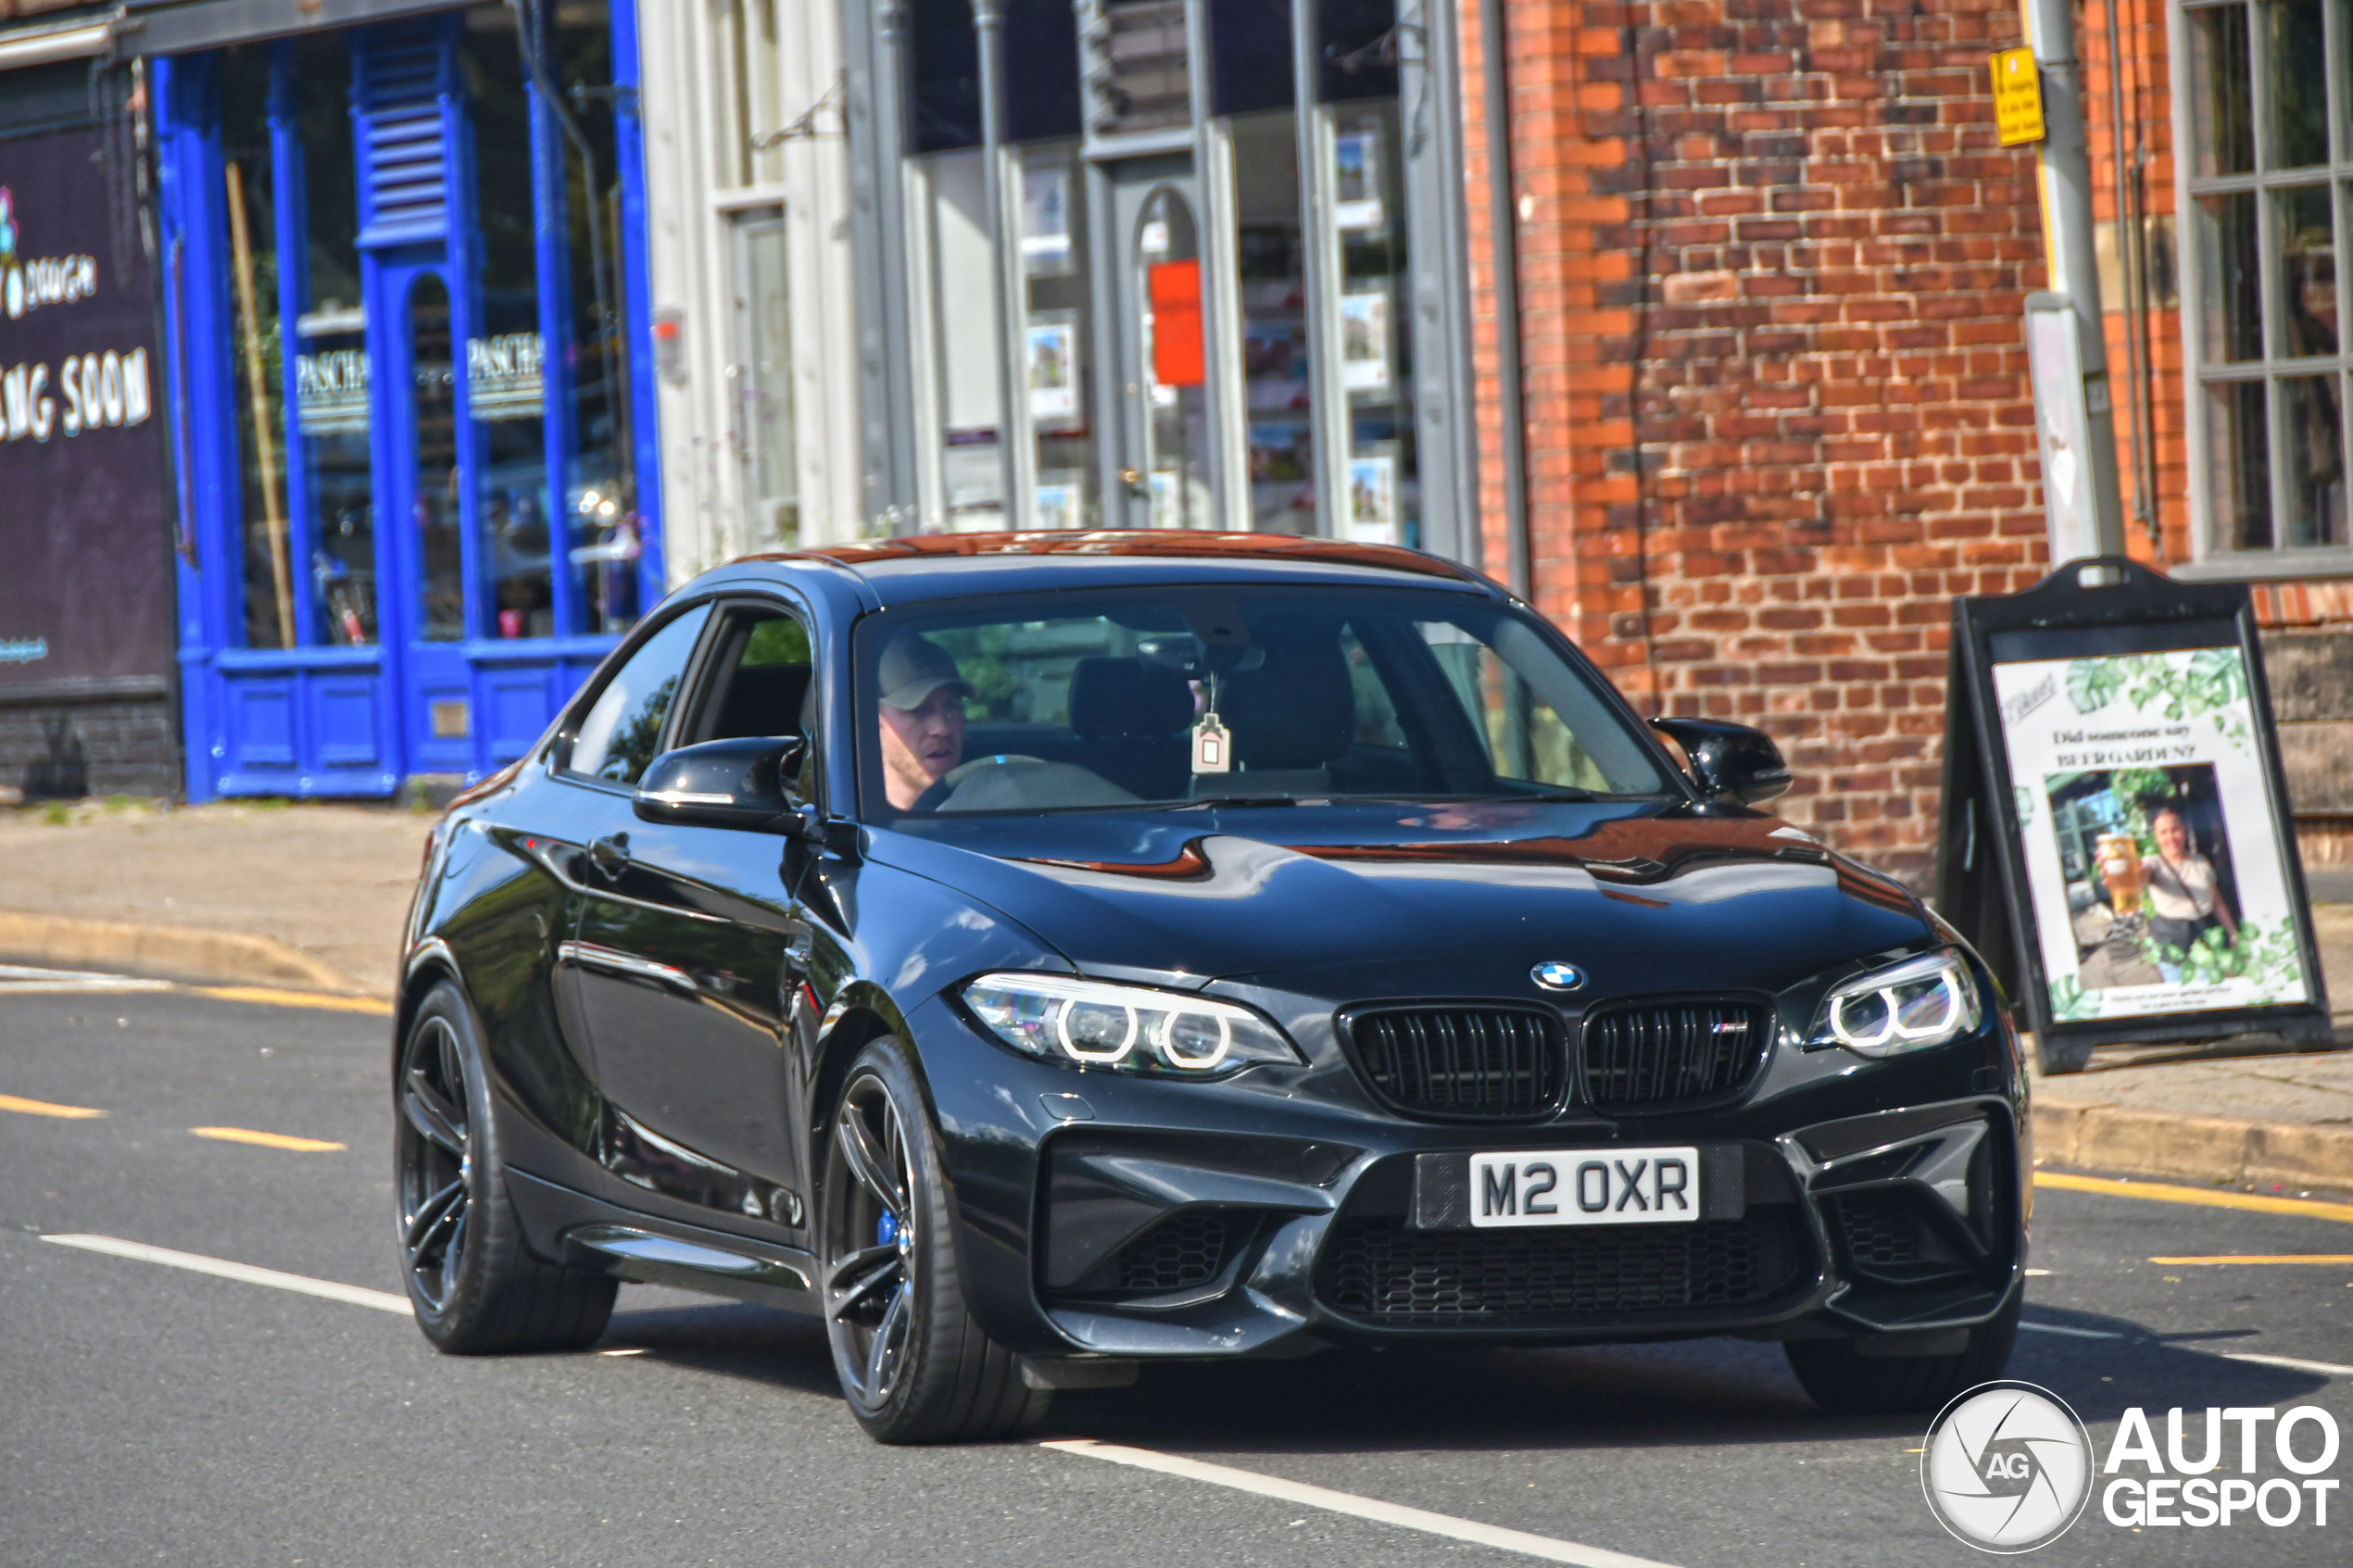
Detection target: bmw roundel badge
<box><xmin>1531</xmin><ymin>960</ymin><xmax>1586</xmax><ymax>992</ymax></box>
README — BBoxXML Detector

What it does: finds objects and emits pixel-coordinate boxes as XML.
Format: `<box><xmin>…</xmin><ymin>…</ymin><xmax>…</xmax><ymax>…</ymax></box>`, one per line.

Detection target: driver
<box><xmin>876</xmin><ymin>633</ymin><xmax>974</xmax><ymax>811</ymax></box>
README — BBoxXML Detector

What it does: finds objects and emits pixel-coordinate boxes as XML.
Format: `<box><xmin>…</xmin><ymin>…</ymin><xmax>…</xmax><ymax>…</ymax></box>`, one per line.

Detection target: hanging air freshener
<box><xmin>1190</xmin><ymin>711</ymin><xmax>1231</xmax><ymax>773</ymax></box>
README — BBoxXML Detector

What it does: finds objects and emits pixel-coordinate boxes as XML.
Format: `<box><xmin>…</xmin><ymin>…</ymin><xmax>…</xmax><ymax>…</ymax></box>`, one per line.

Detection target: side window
<box><xmin>565</xmin><ymin>605</ymin><xmax>714</xmax><ymax>784</ymax></box>
<box><xmin>680</xmin><ymin>604</ymin><xmax>820</xmax><ymax>796</ymax></box>
<box><xmin>1416</xmin><ymin>620</ymin><xmax>1615</xmax><ymax>793</ymax></box>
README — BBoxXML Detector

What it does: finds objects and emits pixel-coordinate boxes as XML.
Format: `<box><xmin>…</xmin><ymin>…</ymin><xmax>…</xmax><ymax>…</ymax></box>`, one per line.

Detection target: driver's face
<box><xmin>880</xmin><ymin>687</ymin><xmax>965</xmax><ymax>809</ymax></box>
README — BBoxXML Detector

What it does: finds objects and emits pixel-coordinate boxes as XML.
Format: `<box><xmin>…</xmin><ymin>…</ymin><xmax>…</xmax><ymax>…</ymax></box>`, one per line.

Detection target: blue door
<box><xmin>157</xmin><ymin>5</ymin><xmax>663</xmax><ymax>800</ymax></box>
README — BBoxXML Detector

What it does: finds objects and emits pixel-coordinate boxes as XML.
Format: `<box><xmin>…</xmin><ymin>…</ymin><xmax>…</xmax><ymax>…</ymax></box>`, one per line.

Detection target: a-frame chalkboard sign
<box><xmin>1935</xmin><ymin>558</ymin><xmax>2333</xmax><ymax>1073</ymax></box>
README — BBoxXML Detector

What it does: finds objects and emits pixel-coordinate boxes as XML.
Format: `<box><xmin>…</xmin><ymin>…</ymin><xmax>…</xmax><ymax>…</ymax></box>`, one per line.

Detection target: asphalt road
<box><xmin>4</xmin><ymin>981</ymin><xmax>2349</xmax><ymax>1568</ymax></box>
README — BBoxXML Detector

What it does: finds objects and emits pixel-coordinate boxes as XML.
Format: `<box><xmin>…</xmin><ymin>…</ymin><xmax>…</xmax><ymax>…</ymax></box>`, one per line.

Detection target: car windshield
<box><xmin>853</xmin><ymin>585</ymin><xmax>1674</xmax><ymax>819</ymax></box>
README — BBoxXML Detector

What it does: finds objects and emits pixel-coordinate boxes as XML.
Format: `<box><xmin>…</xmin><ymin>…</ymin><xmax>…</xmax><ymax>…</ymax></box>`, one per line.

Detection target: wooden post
<box><xmin>224</xmin><ymin>158</ymin><xmax>296</xmax><ymax>650</ymax></box>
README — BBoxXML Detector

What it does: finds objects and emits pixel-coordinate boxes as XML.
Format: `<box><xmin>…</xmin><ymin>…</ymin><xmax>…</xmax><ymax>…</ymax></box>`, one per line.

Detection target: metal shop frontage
<box><xmin>842</xmin><ymin>0</ymin><xmax>1478</xmax><ymax>553</ymax></box>
<box><xmin>153</xmin><ymin>0</ymin><xmax>662</xmax><ymax>798</ymax></box>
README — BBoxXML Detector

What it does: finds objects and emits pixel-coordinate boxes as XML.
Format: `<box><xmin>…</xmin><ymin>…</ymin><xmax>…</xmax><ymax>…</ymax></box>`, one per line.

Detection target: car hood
<box><xmin>866</xmin><ymin>802</ymin><xmax>1931</xmax><ymax>1001</ymax></box>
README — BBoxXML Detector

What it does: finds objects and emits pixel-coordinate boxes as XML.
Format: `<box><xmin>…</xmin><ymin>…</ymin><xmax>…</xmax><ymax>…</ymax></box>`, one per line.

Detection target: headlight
<box><xmin>961</xmin><ymin>972</ymin><xmax>1300</xmax><ymax>1077</ymax></box>
<box><xmin>1806</xmin><ymin>949</ymin><xmax>1982</xmax><ymax>1057</ymax></box>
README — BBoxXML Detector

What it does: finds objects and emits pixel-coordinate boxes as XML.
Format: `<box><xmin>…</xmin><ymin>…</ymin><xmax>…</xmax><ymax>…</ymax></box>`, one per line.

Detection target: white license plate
<box><xmin>1466</xmin><ymin>1147</ymin><xmax>1701</xmax><ymax>1228</ymax></box>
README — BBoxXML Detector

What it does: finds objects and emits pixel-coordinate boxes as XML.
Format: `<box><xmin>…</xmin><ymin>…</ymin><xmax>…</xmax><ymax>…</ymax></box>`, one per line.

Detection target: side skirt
<box><xmin>507</xmin><ymin>1167</ymin><xmax>820</xmax><ymax>1315</ymax></box>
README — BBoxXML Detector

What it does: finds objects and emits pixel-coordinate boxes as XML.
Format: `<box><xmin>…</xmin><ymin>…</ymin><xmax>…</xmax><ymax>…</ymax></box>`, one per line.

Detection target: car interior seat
<box><xmin>1209</xmin><ymin>639</ymin><xmax>1354</xmax><ymax>795</ymax></box>
<box><xmin>1066</xmin><ymin>656</ymin><xmax>1193</xmax><ymax>799</ymax></box>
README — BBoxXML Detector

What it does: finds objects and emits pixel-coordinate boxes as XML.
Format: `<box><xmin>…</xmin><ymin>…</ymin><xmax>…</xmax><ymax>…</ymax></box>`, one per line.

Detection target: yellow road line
<box><xmin>0</xmin><ymin>1093</ymin><xmax>107</xmax><ymax>1120</ymax></box>
<box><xmin>191</xmin><ymin>985</ymin><xmax>393</xmax><ymax>1016</ymax></box>
<box><xmin>2035</xmin><ymin>1171</ymin><xmax>2353</xmax><ymax>1224</ymax></box>
<box><xmin>2148</xmin><ymin>1255</ymin><xmax>2353</xmax><ymax>1266</ymax></box>
<box><xmin>190</xmin><ymin>1126</ymin><xmax>347</xmax><ymax>1152</ymax></box>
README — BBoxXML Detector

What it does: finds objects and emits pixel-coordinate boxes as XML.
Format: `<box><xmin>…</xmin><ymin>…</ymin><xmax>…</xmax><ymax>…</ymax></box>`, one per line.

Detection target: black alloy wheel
<box><xmin>397</xmin><ymin>1011</ymin><xmax>473</xmax><ymax>1313</ymax></box>
<box><xmin>395</xmin><ymin>981</ymin><xmax>616</xmax><ymax>1352</ymax></box>
<box><xmin>820</xmin><ymin>1037</ymin><xmax>1051</xmax><ymax>1443</ymax></box>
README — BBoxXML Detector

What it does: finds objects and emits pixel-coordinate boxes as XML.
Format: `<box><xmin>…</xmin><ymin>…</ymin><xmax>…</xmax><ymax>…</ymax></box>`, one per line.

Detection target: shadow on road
<box><xmin>592</xmin><ymin>1294</ymin><xmax>2334</xmax><ymax>1457</ymax></box>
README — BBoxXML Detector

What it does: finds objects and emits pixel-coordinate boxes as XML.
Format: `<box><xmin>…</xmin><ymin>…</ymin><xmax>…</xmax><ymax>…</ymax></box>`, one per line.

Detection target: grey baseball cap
<box><xmin>877</xmin><ymin>634</ymin><xmax>975</xmax><ymax>711</ymax></box>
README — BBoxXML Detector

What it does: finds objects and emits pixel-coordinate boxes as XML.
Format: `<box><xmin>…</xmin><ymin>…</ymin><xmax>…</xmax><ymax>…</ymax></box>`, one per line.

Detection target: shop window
<box><xmin>291</xmin><ymin>36</ymin><xmax>376</xmax><ymax>647</ymax></box>
<box><xmin>912</xmin><ymin>149</ymin><xmax>1006</xmax><ymax>527</ymax></box>
<box><xmin>1004</xmin><ymin>0</ymin><xmax>1081</xmax><ymax>143</ymax></box>
<box><xmin>1209</xmin><ymin>0</ymin><xmax>1292</xmax><ymax>117</ymax></box>
<box><xmin>910</xmin><ymin>0</ymin><xmax>982</xmax><ymax>153</ymax></box>
<box><xmin>1021</xmin><ymin>149</ymin><xmax>1096</xmax><ymax>527</ymax></box>
<box><xmin>549</xmin><ymin>3</ymin><xmax>641</xmax><ymax>634</ymax></box>
<box><xmin>465</xmin><ymin>10</ymin><xmax>555</xmax><ymax>639</ymax></box>
<box><xmin>409</xmin><ymin>274</ymin><xmax>465</xmax><ymax>641</ymax></box>
<box><xmin>1087</xmin><ymin>0</ymin><xmax>1194</xmax><ymax>137</ymax></box>
<box><xmin>1317</xmin><ymin>0</ymin><xmax>1397</xmax><ymax>103</ymax></box>
<box><xmin>733</xmin><ymin>207</ymin><xmax>800</xmax><ymax>546</ymax></box>
<box><xmin>721</xmin><ymin>0</ymin><xmax>786</xmax><ymax>186</ymax></box>
<box><xmin>1330</xmin><ymin>101</ymin><xmax>1414</xmax><ymax>546</ymax></box>
<box><xmin>1136</xmin><ymin>187</ymin><xmax>1212</xmax><ymax>525</ymax></box>
<box><xmin>2184</xmin><ymin>0</ymin><xmax>2352</xmax><ymax>556</ymax></box>
<box><xmin>220</xmin><ymin>48</ymin><xmax>296</xmax><ymax>651</ymax></box>
<box><xmin>1230</xmin><ymin>110</ymin><xmax>1315</xmax><ymax>533</ymax></box>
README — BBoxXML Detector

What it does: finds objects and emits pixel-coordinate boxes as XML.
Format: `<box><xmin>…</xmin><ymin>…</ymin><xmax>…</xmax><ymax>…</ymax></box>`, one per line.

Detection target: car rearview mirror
<box><xmin>634</xmin><ymin>735</ymin><xmax>812</xmax><ymax>832</ymax></box>
<box><xmin>1648</xmin><ymin>718</ymin><xmax>1793</xmax><ymax>807</ymax></box>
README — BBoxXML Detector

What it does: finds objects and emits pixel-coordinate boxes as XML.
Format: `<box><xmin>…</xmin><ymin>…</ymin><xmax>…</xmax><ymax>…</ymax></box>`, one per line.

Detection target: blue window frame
<box><xmin>156</xmin><ymin>2</ymin><xmax>663</xmax><ymax>799</ymax></box>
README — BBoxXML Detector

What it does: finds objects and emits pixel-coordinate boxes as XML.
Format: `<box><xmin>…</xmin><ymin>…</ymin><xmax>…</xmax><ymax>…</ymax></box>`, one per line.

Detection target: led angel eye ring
<box><xmin>1055</xmin><ymin>998</ymin><xmax>1139</xmax><ymax>1063</ymax></box>
<box><xmin>1829</xmin><ymin>988</ymin><xmax>1896</xmax><ymax>1049</ymax></box>
<box><xmin>1154</xmin><ymin>1010</ymin><xmax>1232</xmax><ymax>1071</ymax></box>
<box><xmin>1891</xmin><ymin>972</ymin><xmax>1966</xmax><ymax>1040</ymax></box>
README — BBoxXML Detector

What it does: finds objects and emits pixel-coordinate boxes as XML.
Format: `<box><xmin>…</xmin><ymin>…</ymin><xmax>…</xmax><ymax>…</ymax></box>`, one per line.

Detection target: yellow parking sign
<box><xmin>1992</xmin><ymin>47</ymin><xmax>2045</xmax><ymax>146</ymax></box>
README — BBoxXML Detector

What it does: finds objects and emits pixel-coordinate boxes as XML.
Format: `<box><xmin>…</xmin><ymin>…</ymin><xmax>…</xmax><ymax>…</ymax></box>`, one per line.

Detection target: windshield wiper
<box><xmin>1166</xmin><ymin>794</ymin><xmax>1305</xmax><ymax>810</ymax></box>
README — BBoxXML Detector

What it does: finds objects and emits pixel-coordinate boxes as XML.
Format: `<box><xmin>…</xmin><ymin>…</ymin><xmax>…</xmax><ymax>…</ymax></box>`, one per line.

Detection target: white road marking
<box><xmin>0</xmin><ymin>964</ymin><xmax>172</xmax><ymax>993</ymax></box>
<box><xmin>1041</xmin><ymin>1439</ymin><xmax>1682</xmax><ymax>1568</ymax></box>
<box><xmin>2221</xmin><ymin>1351</ymin><xmax>2353</xmax><ymax>1379</ymax></box>
<box><xmin>39</xmin><ymin>1235</ymin><xmax>410</xmax><ymax>1315</ymax></box>
<box><xmin>2020</xmin><ymin>1321</ymin><xmax>2123</xmax><ymax>1339</ymax></box>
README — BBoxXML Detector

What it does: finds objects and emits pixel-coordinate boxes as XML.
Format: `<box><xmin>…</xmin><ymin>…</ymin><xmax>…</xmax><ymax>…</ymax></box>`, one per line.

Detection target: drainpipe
<box><xmin>1476</xmin><ymin>0</ymin><xmax>1530</xmax><ymax>600</ymax></box>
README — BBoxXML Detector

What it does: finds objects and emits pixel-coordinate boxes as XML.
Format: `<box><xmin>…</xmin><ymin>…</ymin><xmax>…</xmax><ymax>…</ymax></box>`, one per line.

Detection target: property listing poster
<box><xmin>1991</xmin><ymin>646</ymin><xmax>2309</xmax><ymax>1022</ymax></box>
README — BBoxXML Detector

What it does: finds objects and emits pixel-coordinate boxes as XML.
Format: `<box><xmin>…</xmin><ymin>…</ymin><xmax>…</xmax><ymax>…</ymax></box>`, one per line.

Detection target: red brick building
<box><xmin>1461</xmin><ymin>0</ymin><xmax>2353</xmax><ymax>889</ymax></box>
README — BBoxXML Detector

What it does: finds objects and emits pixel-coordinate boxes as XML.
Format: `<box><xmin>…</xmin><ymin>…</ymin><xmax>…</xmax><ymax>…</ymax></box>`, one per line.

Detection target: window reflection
<box><xmin>1021</xmin><ymin>150</ymin><xmax>1096</xmax><ymax>528</ymax></box>
<box><xmin>2208</xmin><ymin>380</ymin><xmax>2272</xmax><ymax>549</ymax></box>
<box><xmin>292</xmin><ymin>36</ymin><xmax>375</xmax><ymax>646</ymax></box>
<box><xmin>466</xmin><ymin>10</ymin><xmax>553</xmax><ymax>640</ymax></box>
<box><xmin>2193</xmin><ymin>5</ymin><xmax>2256</xmax><ymax>177</ymax></box>
<box><xmin>2280</xmin><ymin>374</ymin><xmax>2348</xmax><ymax>546</ymax></box>
<box><xmin>1231</xmin><ymin>111</ymin><xmax>1315</xmax><ymax>534</ymax></box>
<box><xmin>410</xmin><ymin>275</ymin><xmax>465</xmax><ymax>641</ymax></box>
<box><xmin>2268</xmin><ymin>0</ymin><xmax>2330</xmax><ymax>169</ymax></box>
<box><xmin>2276</xmin><ymin>184</ymin><xmax>2338</xmax><ymax>357</ymax></box>
<box><xmin>2199</xmin><ymin>192</ymin><xmax>2263</xmax><ymax>362</ymax></box>
<box><xmin>220</xmin><ymin>47</ymin><xmax>294</xmax><ymax>651</ymax></box>
<box><xmin>1137</xmin><ymin>187</ymin><xmax>1212</xmax><ymax>526</ymax></box>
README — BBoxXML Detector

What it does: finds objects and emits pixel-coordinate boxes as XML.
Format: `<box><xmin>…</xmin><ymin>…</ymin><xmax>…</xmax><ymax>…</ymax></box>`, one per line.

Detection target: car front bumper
<box><xmin>908</xmin><ymin>993</ymin><xmax>2030</xmax><ymax>1362</ymax></box>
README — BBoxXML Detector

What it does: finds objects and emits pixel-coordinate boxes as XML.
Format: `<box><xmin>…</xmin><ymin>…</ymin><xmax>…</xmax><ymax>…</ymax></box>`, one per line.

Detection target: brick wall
<box><xmin>1460</xmin><ymin>0</ymin><xmax>2068</xmax><ymax>887</ymax></box>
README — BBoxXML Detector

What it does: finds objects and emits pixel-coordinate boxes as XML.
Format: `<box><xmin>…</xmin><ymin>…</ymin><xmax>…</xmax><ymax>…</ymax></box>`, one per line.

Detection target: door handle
<box><xmin>589</xmin><ymin>832</ymin><xmax>631</xmax><ymax>880</ymax></box>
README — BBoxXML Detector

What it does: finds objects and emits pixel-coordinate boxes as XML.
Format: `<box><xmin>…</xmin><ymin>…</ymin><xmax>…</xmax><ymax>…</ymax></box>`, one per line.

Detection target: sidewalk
<box><xmin>3</xmin><ymin>798</ymin><xmax>2350</xmax><ymax>1192</ymax></box>
<box><xmin>0</xmin><ymin>799</ymin><xmax>433</xmax><ymax>998</ymax></box>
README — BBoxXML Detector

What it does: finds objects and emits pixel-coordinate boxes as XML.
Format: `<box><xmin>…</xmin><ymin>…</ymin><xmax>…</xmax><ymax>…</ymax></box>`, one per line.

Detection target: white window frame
<box><xmin>2174</xmin><ymin>0</ymin><xmax>2353</xmax><ymax>577</ymax></box>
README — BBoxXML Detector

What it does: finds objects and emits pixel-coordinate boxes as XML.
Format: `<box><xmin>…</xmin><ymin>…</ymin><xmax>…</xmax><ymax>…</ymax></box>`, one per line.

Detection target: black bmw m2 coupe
<box><xmin>395</xmin><ymin>533</ymin><xmax>2029</xmax><ymax>1442</ymax></box>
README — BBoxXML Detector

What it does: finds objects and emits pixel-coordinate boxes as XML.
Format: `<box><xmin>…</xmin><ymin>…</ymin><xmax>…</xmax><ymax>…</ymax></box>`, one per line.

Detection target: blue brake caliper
<box><xmin>876</xmin><ymin>1211</ymin><xmax>898</xmax><ymax>1248</ymax></box>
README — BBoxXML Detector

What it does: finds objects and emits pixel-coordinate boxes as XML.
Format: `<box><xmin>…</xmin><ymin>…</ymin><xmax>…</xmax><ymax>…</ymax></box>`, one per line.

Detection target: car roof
<box><xmin>731</xmin><ymin>531</ymin><xmax>1502</xmax><ymax>608</ymax></box>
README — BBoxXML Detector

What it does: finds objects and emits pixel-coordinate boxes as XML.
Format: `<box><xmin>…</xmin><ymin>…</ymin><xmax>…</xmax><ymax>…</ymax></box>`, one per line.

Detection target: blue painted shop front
<box><xmin>154</xmin><ymin>1</ymin><xmax>663</xmax><ymax>799</ymax></box>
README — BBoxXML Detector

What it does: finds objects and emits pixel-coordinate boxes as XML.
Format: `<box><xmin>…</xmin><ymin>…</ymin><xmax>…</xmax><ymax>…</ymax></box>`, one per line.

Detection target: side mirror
<box><xmin>635</xmin><ymin>736</ymin><xmax>811</xmax><ymax>831</ymax></box>
<box><xmin>1648</xmin><ymin>718</ymin><xmax>1793</xmax><ymax>807</ymax></box>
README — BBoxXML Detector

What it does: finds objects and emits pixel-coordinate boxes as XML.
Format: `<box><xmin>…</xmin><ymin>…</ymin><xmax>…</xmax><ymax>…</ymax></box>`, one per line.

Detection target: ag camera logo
<box><xmin>1921</xmin><ymin>1382</ymin><xmax>2094</xmax><ymax>1552</ymax></box>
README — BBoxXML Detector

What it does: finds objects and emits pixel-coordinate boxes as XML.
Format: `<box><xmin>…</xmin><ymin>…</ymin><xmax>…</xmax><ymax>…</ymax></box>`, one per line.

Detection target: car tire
<box><xmin>1784</xmin><ymin>1298</ymin><xmax>2021</xmax><ymax>1416</ymax></box>
<box><xmin>396</xmin><ymin>981</ymin><xmax>617</xmax><ymax>1353</ymax></box>
<box><xmin>820</xmin><ymin>1035</ymin><xmax>1052</xmax><ymax>1444</ymax></box>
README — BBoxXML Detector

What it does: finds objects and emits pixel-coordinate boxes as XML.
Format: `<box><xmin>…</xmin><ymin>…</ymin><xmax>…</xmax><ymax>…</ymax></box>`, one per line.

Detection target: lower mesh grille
<box><xmin>1315</xmin><ymin>1210</ymin><xmax>1804</xmax><ymax>1323</ymax></box>
<box><xmin>1115</xmin><ymin>1210</ymin><xmax>1227</xmax><ymax>1292</ymax></box>
<box><xmin>1830</xmin><ymin>1189</ymin><xmax>1925</xmax><ymax>1270</ymax></box>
